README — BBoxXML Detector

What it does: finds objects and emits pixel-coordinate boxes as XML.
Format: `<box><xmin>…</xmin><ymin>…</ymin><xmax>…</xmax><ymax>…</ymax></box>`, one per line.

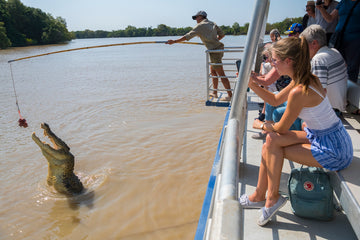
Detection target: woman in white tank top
<box><xmin>241</xmin><ymin>37</ymin><xmax>353</xmax><ymax>226</ymax></box>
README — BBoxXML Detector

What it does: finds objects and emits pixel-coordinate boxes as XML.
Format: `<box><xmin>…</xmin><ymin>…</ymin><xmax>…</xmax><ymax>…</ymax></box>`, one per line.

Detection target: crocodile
<box><xmin>32</xmin><ymin>123</ymin><xmax>83</xmax><ymax>195</ymax></box>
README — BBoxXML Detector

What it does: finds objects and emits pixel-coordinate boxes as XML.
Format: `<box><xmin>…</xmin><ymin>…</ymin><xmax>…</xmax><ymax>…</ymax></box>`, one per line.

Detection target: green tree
<box><xmin>0</xmin><ymin>22</ymin><xmax>11</xmax><ymax>49</ymax></box>
<box><xmin>124</xmin><ymin>25</ymin><xmax>137</xmax><ymax>37</ymax></box>
<box><xmin>240</xmin><ymin>23</ymin><xmax>250</xmax><ymax>34</ymax></box>
<box><xmin>42</xmin><ymin>16</ymin><xmax>72</xmax><ymax>44</ymax></box>
<box><xmin>145</xmin><ymin>27</ymin><xmax>154</xmax><ymax>37</ymax></box>
<box><xmin>220</xmin><ymin>25</ymin><xmax>233</xmax><ymax>35</ymax></box>
<box><xmin>0</xmin><ymin>0</ymin><xmax>73</xmax><ymax>47</ymax></box>
<box><xmin>232</xmin><ymin>22</ymin><xmax>241</xmax><ymax>35</ymax></box>
<box><xmin>154</xmin><ymin>24</ymin><xmax>171</xmax><ymax>36</ymax></box>
<box><xmin>5</xmin><ymin>0</ymin><xmax>27</xmax><ymax>45</ymax></box>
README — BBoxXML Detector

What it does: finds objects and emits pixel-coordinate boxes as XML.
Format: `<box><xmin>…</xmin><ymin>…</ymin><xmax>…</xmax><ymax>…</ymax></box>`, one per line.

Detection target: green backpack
<box><xmin>288</xmin><ymin>166</ymin><xmax>334</xmax><ymax>221</ymax></box>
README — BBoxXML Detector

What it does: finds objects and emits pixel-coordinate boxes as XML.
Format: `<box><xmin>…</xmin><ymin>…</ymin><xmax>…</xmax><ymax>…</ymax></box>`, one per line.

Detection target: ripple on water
<box><xmin>33</xmin><ymin>169</ymin><xmax>110</xmax><ymax>206</ymax></box>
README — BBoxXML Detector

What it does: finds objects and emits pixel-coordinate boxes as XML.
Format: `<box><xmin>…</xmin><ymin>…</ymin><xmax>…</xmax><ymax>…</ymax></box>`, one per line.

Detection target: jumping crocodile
<box><xmin>32</xmin><ymin>123</ymin><xmax>83</xmax><ymax>195</ymax></box>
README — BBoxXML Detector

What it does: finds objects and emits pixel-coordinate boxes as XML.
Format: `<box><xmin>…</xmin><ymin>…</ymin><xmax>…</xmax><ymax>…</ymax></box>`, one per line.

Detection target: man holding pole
<box><xmin>166</xmin><ymin>11</ymin><xmax>232</xmax><ymax>101</ymax></box>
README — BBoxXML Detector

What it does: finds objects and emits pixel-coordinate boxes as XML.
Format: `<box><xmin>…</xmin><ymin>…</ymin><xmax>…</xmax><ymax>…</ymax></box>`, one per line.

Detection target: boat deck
<box><xmin>239</xmin><ymin>91</ymin><xmax>360</xmax><ymax>239</ymax></box>
<box><xmin>206</xmin><ymin>93</ymin><xmax>231</xmax><ymax>107</ymax></box>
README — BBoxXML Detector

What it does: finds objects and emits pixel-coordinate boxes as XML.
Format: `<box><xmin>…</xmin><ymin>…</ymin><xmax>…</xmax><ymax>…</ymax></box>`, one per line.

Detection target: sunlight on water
<box><xmin>0</xmin><ymin>36</ymin><xmax>247</xmax><ymax>239</ymax></box>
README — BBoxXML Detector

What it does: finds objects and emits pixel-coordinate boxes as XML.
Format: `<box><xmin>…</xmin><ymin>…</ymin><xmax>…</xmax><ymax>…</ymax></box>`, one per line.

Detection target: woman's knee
<box><xmin>265</xmin><ymin>132</ymin><xmax>279</xmax><ymax>143</ymax></box>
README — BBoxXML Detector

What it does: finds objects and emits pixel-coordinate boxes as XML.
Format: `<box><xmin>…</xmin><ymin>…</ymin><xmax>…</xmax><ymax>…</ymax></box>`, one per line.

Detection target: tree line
<box><xmin>73</xmin><ymin>17</ymin><xmax>303</xmax><ymax>39</ymax></box>
<box><xmin>0</xmin><ymin>0</ymin><xmax>72</xmax><ymax>49</ymax></box>
<box><xmin>0</xmin><ymin>0</ymin><xmax>303</xmax><ymax>49</ymax></box>
<box><xmin>73</xmin><ymin>23</ymin><xmax>251</xmax><ymax>39</ymax></box>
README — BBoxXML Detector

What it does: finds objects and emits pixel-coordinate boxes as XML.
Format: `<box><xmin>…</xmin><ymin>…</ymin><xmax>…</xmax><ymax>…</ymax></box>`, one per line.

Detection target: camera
<box><xmin>316</xmin><ymin>0</ymin><xmax>324</xmax><ymax>5</ymax></box>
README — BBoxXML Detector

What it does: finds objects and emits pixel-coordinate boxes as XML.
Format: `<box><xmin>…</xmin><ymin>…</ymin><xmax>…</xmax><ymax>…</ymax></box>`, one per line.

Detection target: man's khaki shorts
<box><xmin>209</xmin><ymin>48</ymin><xmax>224</xmax><ymax>70</ymax></box>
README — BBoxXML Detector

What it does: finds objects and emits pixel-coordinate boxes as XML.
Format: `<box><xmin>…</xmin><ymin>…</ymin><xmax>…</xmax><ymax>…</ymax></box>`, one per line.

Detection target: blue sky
<box><xmin>21</xmin><ymin>0</ymin><xmax>309</xmax><ymax>31</ymax></box>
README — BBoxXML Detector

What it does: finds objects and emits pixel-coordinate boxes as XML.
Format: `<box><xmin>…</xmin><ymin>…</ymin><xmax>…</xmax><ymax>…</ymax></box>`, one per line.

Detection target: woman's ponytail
<box><xmin>294</xmin><ymin>37</ymin><xmax>314</xmax><ymax>92</ymax></box>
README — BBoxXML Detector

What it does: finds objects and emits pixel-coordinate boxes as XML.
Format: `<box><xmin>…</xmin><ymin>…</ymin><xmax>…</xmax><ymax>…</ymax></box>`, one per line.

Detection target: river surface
<box><xmin>0</xmin><ymin>36</ymin><xmax>252</xmax><ymax>239</ymax></box>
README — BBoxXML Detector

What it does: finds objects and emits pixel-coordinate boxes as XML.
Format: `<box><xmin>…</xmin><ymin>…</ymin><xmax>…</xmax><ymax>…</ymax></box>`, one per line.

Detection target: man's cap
<box><xmin>284</xmin><ymin>23</ymin><xmax>304</xmax><ymax>35</ymax></box>
<box><xmin>306</xmin><ymin>1</ymin><xmax>315</xmax><ymax>6</ymax></box>
<box><xmin>192</xmin><ymin>11</ymin><xmax>207</xmax><ymax>20</ymax></box>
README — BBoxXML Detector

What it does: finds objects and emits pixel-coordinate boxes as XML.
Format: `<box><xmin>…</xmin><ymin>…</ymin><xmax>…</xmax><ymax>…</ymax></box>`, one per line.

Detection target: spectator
<box><xmin>318</xmin><ymin>0</ymin><xmax>360</xmax><ymax>114</ymax></box>
<box><xmin>284</xmin><ymin>23</ymin><xmax>304</xmax><ymax>37</ymax></box>
<box><xmin>252</xmin><ymin>24</ymin><xmax>304</xmax><ymax>138</ymax></box>
<box><xmin>303</xmin><ymin>1</ymin><xmax>317</xmax><ymax>28</ymax></box>
<box><xmin>318</xmin><ymin>0</ymin><xmax>360</xmax><ymax>83</ymax></box>
<box><xmin>242</xmin><ymin>37</ymin><xmax>353</xmax><ymax>226</ymax></box>
<box><xmin>166</xmin><ymin>11</ymin><xmax>232</xmax><ymax>101</ymax></box>
<box><xmin>269</xmin><ymin>29</ymin><xmax>282</xmax><ymax>42</ymax></box>
<box><xmin>252</xmin><ymin>44</ymin><xmax>275</xmax><ymax>139</ymax></box>
<box><xmin>315</xmin><ymin>0</ymin><xmax>339</xmax><ymax>43</ymax></box>
<box><xmin>300</xmin><ymin>24</ymin><xmax>347</xmax><ymax>115</ymax></box>
<box><xmin>250</xmin><ymin>67</ymin><xmax>301</xmax><ymax>139</ymax></box>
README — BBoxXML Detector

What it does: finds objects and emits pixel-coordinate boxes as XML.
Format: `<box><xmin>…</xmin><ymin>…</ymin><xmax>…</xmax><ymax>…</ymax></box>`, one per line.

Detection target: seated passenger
<box><xmin>284</xmin><ymin>23</ymin><xmax>304</xmax><ymax>37</ymax></box>
<box><xmin>251</xmin><ymin>46</ymin><xmax>302</xmax><ymax>139</ymax></box>
<box><xmin>300</xmin><ymin>24</ymin><xmax>347</xmax><ymax>115</ymax></box>
<box><xmin>241</xmin><ymin>37</ymin><xmax>353</xmax><ymax>226</ymax></box>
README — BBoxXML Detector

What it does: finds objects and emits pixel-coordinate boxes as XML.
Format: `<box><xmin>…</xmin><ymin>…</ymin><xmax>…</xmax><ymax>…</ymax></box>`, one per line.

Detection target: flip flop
<box><xmin>209</xmin><ymin>92</ymin><xmax>218</xmax><ymax>98</ymax></box>
<box><xmin>220</xmin><ymin>96</ymin><xmax>231</xmax><ymax>101</ymax></box>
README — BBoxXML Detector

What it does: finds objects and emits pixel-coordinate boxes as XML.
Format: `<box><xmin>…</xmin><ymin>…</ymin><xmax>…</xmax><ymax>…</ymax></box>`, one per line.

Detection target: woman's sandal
<box><xmin>239</xmin><ymin>194</ymin><xmax>266</xmax><ymax>209</ymax></box>
<box><xmin>257</xmin><ymin>196</ymin><xmax>287</xmax><ymax>226</ymax></box>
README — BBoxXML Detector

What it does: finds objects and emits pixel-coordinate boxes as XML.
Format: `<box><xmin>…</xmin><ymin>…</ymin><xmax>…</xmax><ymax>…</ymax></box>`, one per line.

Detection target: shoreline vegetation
<box><xmin>1</xmin><ymin>0</ymin><xmax>302</xmax><ymax>49</ymax></box>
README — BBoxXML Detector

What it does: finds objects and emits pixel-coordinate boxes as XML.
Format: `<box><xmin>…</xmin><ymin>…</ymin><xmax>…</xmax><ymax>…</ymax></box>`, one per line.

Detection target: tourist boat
<box><xmin>195</xmin><ymin>0</ymin><xmax>360</xmax><ymax>239</ymax></box>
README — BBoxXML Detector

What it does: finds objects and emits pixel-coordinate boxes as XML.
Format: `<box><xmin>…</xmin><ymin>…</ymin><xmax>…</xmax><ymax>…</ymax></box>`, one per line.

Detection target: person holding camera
<box><xmin>315</xmin><ymin>0</ymin><xmax>339</xmax><ymax>43</ymax></box>
<box><xmin>303</xmin><ymin>1</ymin><xmax>317</xmax><ymax>29</ymax></box>
<box><xmin>318</xmin><ymin>0</ymin><xmax>360</xmax><ymax>83</ymax></box>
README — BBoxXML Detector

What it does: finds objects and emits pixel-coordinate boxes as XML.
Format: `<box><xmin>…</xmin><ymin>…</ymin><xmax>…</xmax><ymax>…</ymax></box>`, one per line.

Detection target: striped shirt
<box><xmin>311</xmin><ymin>46</ymin><xmax>348</xmax><ymax>112</ymax></box>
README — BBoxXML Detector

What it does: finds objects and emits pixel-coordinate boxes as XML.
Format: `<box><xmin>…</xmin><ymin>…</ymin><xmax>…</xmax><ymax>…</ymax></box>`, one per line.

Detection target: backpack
<box><xmin>288</xmin><ymin>166</ymin><xmax>334</xmax><ymax>221</ymax></box>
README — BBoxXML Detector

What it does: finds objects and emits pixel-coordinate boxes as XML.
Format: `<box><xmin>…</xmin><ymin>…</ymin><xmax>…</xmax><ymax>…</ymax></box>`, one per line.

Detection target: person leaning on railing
<box><xmin>165</xmin><ymin>11</ymin><xmax>232</xmax><ymax>101</ymax></box>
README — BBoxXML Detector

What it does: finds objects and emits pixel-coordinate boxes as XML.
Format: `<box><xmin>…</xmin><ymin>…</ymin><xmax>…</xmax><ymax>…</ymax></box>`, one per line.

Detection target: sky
<box><xmin>20</xmin><ymin>0</ymin><xmax>309</xmax><ymax>31</ymax></box>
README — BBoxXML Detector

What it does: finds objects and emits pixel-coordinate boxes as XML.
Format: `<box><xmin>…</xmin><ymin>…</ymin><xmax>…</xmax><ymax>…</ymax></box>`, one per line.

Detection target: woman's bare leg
<box><xmin>248</xmin><ymin>130</ymin><xmax>322</xmax><ymax>206</ymax></box>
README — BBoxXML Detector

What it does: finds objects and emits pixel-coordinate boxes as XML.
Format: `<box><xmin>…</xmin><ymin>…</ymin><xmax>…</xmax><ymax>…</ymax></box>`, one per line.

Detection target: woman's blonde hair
<box><xmin>272</xmin><ymin>37</ymin><xmax>318</xmax><ymax>92</ymax></box>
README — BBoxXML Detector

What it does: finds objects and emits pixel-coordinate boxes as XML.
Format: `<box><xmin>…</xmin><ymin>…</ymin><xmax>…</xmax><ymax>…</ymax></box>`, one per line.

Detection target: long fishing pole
<box><xmin>8</xmin><ymin>41</ymin><xmax>203</xmax><ymax>63</ymax></box>
<box><xmin>8</xmin><ymin>40</ymin><xmax>203</xmax><ymax>128</ymax></box>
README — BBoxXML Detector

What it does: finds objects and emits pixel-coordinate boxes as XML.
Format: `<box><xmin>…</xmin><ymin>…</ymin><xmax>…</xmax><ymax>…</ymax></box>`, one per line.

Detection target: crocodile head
<box><xmin>32</xmin><ymin>123</ymin><xmax>71</xmax><ymax>156</ymax></box>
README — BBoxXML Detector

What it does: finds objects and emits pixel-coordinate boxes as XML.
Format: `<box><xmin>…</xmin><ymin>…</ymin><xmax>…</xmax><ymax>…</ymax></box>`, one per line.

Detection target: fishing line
<box><xmin>10</xmin><ymin>63</ymin><xmax>28</xmax><ymax>128</ymax></box>
<box><xmin>8</xmin><ymin>40</ymin><xmax>203</xmax><ymax>128</ymax></box>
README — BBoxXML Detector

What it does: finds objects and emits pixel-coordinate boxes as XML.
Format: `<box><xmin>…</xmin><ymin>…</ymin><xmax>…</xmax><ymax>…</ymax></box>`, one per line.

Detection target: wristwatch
<box><xmin>260</xmin><ymin>123</ymin><xmax>265</xmax><ymax>130</ymax></box>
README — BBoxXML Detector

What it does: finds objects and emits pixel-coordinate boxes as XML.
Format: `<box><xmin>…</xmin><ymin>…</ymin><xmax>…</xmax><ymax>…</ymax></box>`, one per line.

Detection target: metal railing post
<box><xmin>208</xmin><ymin>0</ymin><xmax>270</xmax><ymax>239</ymax></box>
<box><xmin>206</xmin><ymin>51</ymin><xmax>210</xmax><ymax>101</ymax></box>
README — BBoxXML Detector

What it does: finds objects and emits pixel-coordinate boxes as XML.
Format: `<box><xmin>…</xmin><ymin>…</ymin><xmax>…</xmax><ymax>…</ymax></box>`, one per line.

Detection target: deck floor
<box><xmin>238</xmin><ymin>92</ymin><xmax>359</xmax><ymax>239</ymax></box>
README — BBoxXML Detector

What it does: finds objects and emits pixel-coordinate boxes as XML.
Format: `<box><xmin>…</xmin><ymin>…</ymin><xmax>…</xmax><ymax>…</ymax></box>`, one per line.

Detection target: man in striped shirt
<box><xmin>301</xmin><ymin>24</ymin><xmax>348</xmax><ymax>115</ymax></box>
